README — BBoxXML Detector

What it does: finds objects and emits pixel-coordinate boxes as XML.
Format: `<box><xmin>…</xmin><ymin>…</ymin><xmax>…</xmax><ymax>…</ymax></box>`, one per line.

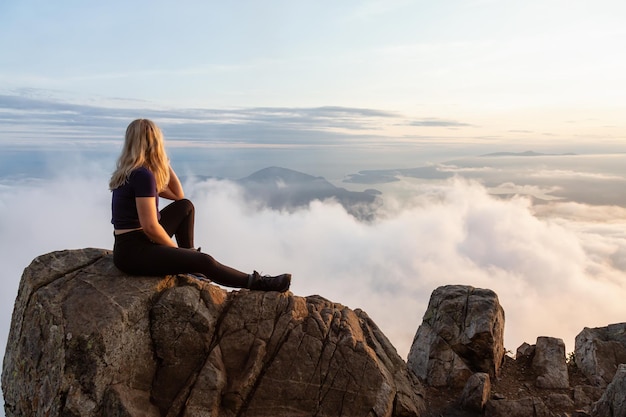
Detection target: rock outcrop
<box><xmin>2</xmin><ymin>249</ymin><xmax>425</xmax><ymax>417</ymax></box>
<box><xmin>485</xmin><ymin>396</ymin><xmax>551</xmax><ymax>417</ymax></box>
<box><xmin>591</xmin><ymin>363</ymin><xmax>626</xmax><ymax>417</ymax></box>
<box><xmin>575</xmin><ymin>323</ymin><xmax>626</xmax><ymax>387</ymax></box>
<box><xmin>399</xmin><ymin>284</ymin><xmax>625</xmax><ymax>416</ymax></box>
<box><xmin>4</xmin><ymin>250</ymin><xmax>626</xmax><ymax>417</ymax></box>
<box><xmin>459</xmin><ymin>372</ymin><xmax>490</xmax><ymax>412</ymax></box>
<box><xmin>532</xmin><ymin>336</ymin><xmax>569</xmax><ymax>389</ymax></box>
<box><xmin>406</xmin><ymin>285</ymin><xmax>505</xmax><ymax>388</ymax></box>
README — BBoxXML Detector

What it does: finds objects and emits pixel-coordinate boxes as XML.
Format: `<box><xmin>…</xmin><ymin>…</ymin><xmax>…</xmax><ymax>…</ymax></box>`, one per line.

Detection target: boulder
<box><xmin>591</xmin><ymin>363</ymin><xmax>626</xmax><ymax>417</ymax></box>
<box><xmin>573</xmin><ymin>384</ymin><xmax>604</xmax><ymax>409</ymax></box>
<box><xmin>532</xmin><ymin>337</ymin><xmax>569</xmax><ymax>389</ymax></box>
<box><xmin>485</xmin><ymin>397</ymin><xmax>550</xmax><ymax>417</ymax></box>
<box><xmin>544</xmin><ymin>393</ymin><xmax>574</xmax><ymax>410</ymax></box>
<box><xmin>407</xmin><ymin>285</ymin><xmax>505</xmax><ymax>387</ymax></box>
<box><xmin>459</xmin><ymin>372</ymin><xmax>490</xmax><ymax>412</ymax></box>
<box><xmin>575</xmin><ymin>323</ymin><xmax>626</xmax><ymax>387</ymax></box>
<box><xmin>515</xmin><ymin>342</ymin><xmax>535</xmax><ymax>360</ymax></box>
<box><xmin>2</xmin><ymin>249</ymin><xmax>426</xmax><ymax>417</ymax></box>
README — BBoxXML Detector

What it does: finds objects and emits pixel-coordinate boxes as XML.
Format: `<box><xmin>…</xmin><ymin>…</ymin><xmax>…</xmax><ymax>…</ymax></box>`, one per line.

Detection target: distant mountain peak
<box><xmin>240</xmin><ymin>166</ymin><xmax>322</xmax><ymax>183</ymax></box>
<box><xmin>237</xmin><ymin>166</ymin><xmax>381</xmax><ymax>221</ymax></box>
<box><xmin>480</xmin><ymin>150</ymin><xmax>577</xmax><ymax>157</ymax></box>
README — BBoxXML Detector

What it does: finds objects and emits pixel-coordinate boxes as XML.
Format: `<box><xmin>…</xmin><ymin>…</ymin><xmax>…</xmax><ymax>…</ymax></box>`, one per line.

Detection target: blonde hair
<box><xmin>109</xmin><ymin>119</ymin><xmax>170</xmax><ymax>191</ymax></box>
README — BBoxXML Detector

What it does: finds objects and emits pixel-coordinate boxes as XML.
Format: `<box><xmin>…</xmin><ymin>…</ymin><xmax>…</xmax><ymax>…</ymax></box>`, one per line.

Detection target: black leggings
<box><xmin>113</xmin><ymin>199</ymin><xmax>249</xmax><ymax>288</ymax></box>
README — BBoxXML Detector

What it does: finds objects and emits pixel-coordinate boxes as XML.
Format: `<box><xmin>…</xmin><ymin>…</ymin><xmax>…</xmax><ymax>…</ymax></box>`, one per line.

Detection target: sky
<box><xmin>1</xmin><ymin>0</ymin><xmax>626</xmax><ymax>414</ymax></box>
<box><xmin>1</xmin><ymin>0</ymin><xmax>626</xmax><ymax>146</ymax></box>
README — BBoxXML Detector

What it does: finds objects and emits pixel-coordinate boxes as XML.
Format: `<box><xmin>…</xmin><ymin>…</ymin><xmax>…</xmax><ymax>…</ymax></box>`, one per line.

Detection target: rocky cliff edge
<box><xmin>3</xmin><ymin>248</ymin><xmax>626</xmax><ymax>417</ymax></box>
<box><xmin>1</xmin><ymin>248</ymin><xmax>424</xmax><ymax>417</ymax></box>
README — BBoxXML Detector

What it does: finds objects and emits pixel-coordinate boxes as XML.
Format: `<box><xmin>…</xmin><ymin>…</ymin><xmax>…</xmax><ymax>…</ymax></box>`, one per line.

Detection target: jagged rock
<box><xmin>485</xmin><ymin>396</ymin><xmax>551</xmax><ymax>417</ymax></box>
<box><xmin>532</xmin><ymin>336</ymin><xmax>569</xmax><ymax>389</ymax></box>
<box><xmin>2</xmin><ymin>249</ymin><xmax>426</xmax><ymax>417</ymax></box>
<box><xmin>516</xmin><ymin>342</ymin><xmax>535</xmax><ymax>359</ymax></box>
<box><xmin>573</xmin><ymin>384</ymin><xmax>604</xmax><ymax>409</ymax></box>
<box><xmin>545</xmin><ymin>393</ymin><xmax>574</xmax><ymax>410</ymax></box>
<box><xmin>407</xmin><ymin>285</ymin><xmax>505</xmax><ymax>388</ymax></box>
<box><xmin>459</xmin><ymin>372</ymin><xmax>490</xmax><ymax>412</ymax></box>
<box><xmin>591</xmin><ymin>363</ymin><xmax>626</xmax><ymax>417</ymax></box>
<box><xmin>575</xmin><ymin>323</ymin><xmax>626</xmax><ymax>387</ymax></box>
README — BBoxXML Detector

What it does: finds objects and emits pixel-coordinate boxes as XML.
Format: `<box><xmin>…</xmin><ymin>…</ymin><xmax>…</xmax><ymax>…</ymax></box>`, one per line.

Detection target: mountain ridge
<box><xmin>237</xmin><ymin>166</ymin><xmax>382</xmax><ymax>220</ymax></box>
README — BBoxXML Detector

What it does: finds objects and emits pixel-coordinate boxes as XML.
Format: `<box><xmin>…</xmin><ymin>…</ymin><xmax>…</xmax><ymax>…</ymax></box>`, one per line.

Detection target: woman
<box><xmin>110</xmin><ymin>119</ymin><xmax>291</xmax><ymax>292</ymax></box>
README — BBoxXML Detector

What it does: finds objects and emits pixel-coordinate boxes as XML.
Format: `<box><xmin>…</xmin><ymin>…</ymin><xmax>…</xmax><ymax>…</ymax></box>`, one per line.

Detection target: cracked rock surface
<box><xmin>406</xmin><ymin>285</ymin><xmax>505</xmax><ymax>388</ymax></box>
<box><xmin>2</xmin><ymin>248</ymin><xmax>425</xmax><ymax>417</ymax></box>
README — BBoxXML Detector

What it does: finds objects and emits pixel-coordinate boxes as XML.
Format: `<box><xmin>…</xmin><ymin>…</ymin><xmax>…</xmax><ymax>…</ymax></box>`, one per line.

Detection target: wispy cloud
<box><xmin>529</xmin><ymin>169</ymin><xmax>625</xmax><ymax>181</ymax></box>
<box><xmin>409</xmin><ymin>118</ymin><xmax>475</xmax><ymax>127</ymax></box>
<box><xmin>0</xmin><ymin>90</ymin><xmax>405</xmax><ymax>146</ymax></box>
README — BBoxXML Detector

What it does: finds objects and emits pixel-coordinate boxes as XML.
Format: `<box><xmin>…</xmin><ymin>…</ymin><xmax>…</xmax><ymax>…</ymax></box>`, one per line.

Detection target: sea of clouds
<box><xmin>2</xmin><ymin>163</ymin><xmax>626</xmax><ymax>371</ymax></box>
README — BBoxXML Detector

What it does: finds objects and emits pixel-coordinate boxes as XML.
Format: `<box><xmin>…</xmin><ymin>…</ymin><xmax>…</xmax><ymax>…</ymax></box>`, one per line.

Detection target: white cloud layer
<box><xmin>1</xmin><ymin>168</ymin><xmax>626</xmax><ymax>411</ymax></box>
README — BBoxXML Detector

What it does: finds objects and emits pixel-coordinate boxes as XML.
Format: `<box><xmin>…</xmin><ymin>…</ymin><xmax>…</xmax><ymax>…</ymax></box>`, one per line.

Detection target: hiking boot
<box><xmin>247</xmin><ymin>271</ymin><xmax>291</xmax><ymax>293</ymax></box>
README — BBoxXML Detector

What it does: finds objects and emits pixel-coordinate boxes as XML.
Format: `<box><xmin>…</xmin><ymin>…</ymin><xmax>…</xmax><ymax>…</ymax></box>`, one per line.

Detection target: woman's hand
<box><xmin>136</xmin><ymin>197</ymin><xmax>177</xmax><ymax>247</ymax></box>
<box><xmin>159</xmin><ymin>165</ymin><xmax>184</xmax><ymax>200</ymax></box>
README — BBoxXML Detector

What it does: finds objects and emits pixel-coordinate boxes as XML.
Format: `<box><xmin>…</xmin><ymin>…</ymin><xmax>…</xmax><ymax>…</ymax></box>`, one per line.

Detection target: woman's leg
<box><xmin>148</xmin><ymin>247</ymin><xmax>251</xmax><ymax>287</ymax></box>
<box><xmin>159</xmin><ymin>198</ymin><xmax>195</xmax><ymax>248</ymax></box>
<box><xmin>114</xmin><ymin>230</ymin><xmax>249</xmax><ymax>287</ymax></box>
<box><xmin>114</xmin><ymin>220</ymin><xmax>291</xmax><ymax>292</ymax></box>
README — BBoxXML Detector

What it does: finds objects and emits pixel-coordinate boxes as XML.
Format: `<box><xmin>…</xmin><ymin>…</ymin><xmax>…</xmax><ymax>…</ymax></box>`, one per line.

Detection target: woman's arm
<box><xmin>159</xmin><ymin>165</ymin><xmax>184</xmax><ymax>200</ymax></box>
<box><xmin>136</xmin><ymin>196</ymin><xmax>177</xmax><ymax>247</ymax></box>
